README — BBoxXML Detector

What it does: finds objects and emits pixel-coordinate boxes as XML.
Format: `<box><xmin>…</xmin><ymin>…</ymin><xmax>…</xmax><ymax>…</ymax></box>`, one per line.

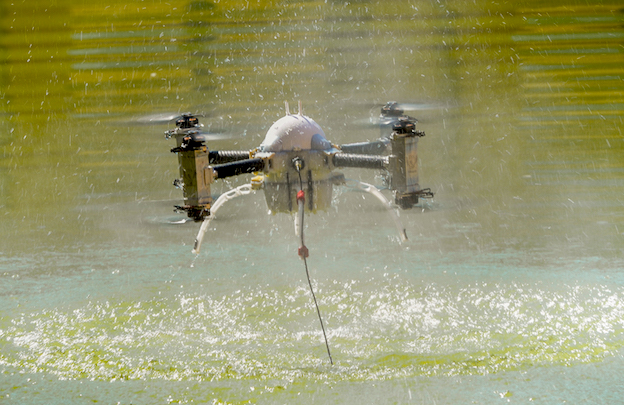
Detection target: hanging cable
<box><xmin>293</xmin><ymin>158</ymin><xmax>333</xmax><ymax>365</ymax></box>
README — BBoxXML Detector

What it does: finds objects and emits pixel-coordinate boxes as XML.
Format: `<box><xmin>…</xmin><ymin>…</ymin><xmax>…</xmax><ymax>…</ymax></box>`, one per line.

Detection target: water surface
<box><xmin>2</xmin><ymin>0</ymin><xmax>624</xmax><ymax>403</ymax></box>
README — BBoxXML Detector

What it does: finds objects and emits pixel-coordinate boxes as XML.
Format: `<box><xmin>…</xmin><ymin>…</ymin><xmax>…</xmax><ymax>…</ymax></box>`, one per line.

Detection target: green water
<box><xmin>2</xmin><ymin>0</ymin><xmax>624</xmax><ymax>403</ymax></box>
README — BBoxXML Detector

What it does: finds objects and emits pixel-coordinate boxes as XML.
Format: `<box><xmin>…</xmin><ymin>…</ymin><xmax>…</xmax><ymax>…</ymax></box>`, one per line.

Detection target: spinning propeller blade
<box><xmin>134</xmin><ymin>111</ymin><xmax>209</xmax><ymax>125</ymax></box>
<box><xmin>349</xmin><ymin>100</ymin><xmax>451</xmax><ymax>129</ymax></box>
<box><xmin>131</xmin><ymin>111</ymin><xmax>238</xmax><ymax>141</ymax></box>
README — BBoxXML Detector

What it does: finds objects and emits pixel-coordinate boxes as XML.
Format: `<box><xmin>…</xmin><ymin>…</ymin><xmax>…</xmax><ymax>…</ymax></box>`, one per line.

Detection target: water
<box><xmin>2</xmin><ymin>0</ymin><xmax>624</xmax><ymax>403</ymax></box>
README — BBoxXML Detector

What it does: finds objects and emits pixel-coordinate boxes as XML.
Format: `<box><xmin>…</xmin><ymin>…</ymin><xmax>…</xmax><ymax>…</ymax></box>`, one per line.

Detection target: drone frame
<box><xmin>167</xmin><ymin>101</ymin><xmax>433</xmax><ymax>221</ymax></box>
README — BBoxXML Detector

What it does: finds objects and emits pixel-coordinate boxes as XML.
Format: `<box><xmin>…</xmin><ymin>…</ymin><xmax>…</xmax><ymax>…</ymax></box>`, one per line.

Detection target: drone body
<box><xmin>256</xmin><ymin>111</ymin><xmax>338</xmax><ymax>214</ymax></box>
<box><xmin>166</xmin><ymin>101</ymin><xmax>433</xmax><ymax>232</ymax></box>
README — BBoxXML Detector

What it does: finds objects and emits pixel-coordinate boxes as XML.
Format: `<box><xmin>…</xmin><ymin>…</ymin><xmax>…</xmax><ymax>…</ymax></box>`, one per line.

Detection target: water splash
<box><xmin>2</xmin><ymin>276</ymin><xmax>623</xmax><ymax>384</ymax></box>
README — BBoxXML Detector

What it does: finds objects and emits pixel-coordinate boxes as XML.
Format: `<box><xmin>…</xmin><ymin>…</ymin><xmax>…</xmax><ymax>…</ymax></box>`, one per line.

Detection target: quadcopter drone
<box><xmin>164</xmin><ymin>101</ymin><xmax>434</xmax><ymax>255</ymax></box>
<box><xmin>163</xmin><ymin>101</ymin><xmax>434</xmax><ymax>364</ymax></box>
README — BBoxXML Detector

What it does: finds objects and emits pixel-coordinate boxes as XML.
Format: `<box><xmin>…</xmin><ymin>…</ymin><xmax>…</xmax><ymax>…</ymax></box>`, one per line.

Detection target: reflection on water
<box><xmin>2</xmin><ymin>0</ymin><xmax>624</xmax><ymax>403</ymax></box>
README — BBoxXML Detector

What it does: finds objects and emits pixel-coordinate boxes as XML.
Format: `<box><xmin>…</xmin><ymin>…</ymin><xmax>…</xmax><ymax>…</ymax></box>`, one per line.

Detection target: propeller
<box><xmin>381</xmin><ymin>101</ymin><xmax>445</xmax><ymax>113</ymax></box>
<box><xmin>359</xmin><ymin>100</ymin><xmax>448</xmax><ymax>113</ymax></box>
<box><xmin>347</xmin><ymin>100</ymin><xmax>451</xmax><ymax>129</ymax></box>
<box><xmin>133</xmin><ymin>111</ymin><xmax>209</xmax><ymax>126</ymax></box>
<box><xmin>136</xmin><ymin>112</ymin><xmax>183</xmax><ymax>125</ymax></box>
<box><xmin>127</xmin><ymin>111</ymin><xmax>239</xmax><ymax>141</ymax></box>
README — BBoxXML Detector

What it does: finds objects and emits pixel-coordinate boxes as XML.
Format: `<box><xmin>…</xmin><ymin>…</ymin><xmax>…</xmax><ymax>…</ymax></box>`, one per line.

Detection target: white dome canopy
<box><xmin>260</xmin><ymin>114</ymin><xmax>331</xmax><ymax>152</ymax></box>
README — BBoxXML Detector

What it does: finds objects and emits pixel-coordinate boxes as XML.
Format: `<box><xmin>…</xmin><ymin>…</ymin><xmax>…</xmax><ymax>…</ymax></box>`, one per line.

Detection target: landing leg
<box><xmin>192</xmin><ymin>183</ymin><xmax>254</xmax><ymax>254</ymax></box>
<box><xmin>344</xmin><ymin>179</ymin><xmax>408</xmax><ymax>243</ymax></box>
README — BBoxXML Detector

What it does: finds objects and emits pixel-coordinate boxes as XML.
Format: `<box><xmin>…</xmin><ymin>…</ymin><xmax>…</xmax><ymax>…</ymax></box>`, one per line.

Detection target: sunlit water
<box><xmin>2</xmin><ymin>1</ymin><xmax>624</xmax><ymax>404</ymax></box>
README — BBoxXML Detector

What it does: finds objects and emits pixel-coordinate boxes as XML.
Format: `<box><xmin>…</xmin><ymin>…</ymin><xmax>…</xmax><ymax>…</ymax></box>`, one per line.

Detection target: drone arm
<box><xmin>332</xmin><ymin>153</ymin><xmax>389</xmax><ymax>170</ymax></box>
<box><xmin>209</xmin><ymin>150</ymin><xmax>252</xmax><ymax>164</ymax></box>
<box><xmin>338</xmin><ymin>139</ymin><xmax>389</xmax><ymax>155</ymax></box>
<box><xmin>213</xmin><ymin>158</ymin><xmax>265</xmax><ymax>179</ymax></box>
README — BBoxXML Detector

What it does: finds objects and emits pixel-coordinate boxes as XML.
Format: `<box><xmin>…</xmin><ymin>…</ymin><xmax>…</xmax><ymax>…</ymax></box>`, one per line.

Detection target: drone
<box><xmin>164</xmin><ymin>101</ymin><xmax>434</xmax><ymax>255</ymax></box>
<box><xmin>163</xmin><ymin>101</ymin><xmax>434</xmax><ymax>364</ymax></box>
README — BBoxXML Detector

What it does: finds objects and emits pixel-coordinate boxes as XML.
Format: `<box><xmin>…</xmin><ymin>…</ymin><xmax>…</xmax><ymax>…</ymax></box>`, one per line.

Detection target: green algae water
<box><xmin>2</xmin><ymin>0</ymin><xmax>624</xmax><ymax>403</ymax></box>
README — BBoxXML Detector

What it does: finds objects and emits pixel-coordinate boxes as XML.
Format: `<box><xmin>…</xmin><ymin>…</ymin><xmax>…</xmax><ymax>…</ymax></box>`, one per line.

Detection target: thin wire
<box><xmin>303</xmin><ymin>251</ymin><xmax>333</xmax><ymax>365</ymax></box>
<box><xmin>296</xmin><ymin>165</ymin><xmax>333</xmax><ymax>365</ymax></box>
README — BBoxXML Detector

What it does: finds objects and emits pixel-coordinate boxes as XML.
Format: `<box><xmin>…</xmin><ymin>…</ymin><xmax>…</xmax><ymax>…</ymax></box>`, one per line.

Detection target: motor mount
<box><xmin>167</xmin><ymin>114</ymin><xmax>213</xmax><ymax>221</ymax></box>
<box><xmin>388</xmin><ymin>116</ymin><xmax>432</xmax><ymax>208</ymax></box>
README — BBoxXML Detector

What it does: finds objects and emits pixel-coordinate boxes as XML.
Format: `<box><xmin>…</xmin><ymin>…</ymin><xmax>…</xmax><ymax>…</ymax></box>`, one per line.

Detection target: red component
<box><xmin>296</xmin><ymin>190</ymin><xmax>305</xmax><ymax>203</ymax></box>
<box><xmin>298</xmin><ymin>245</ymin><xmax>309</xmax><ymax>258</ymax></box>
